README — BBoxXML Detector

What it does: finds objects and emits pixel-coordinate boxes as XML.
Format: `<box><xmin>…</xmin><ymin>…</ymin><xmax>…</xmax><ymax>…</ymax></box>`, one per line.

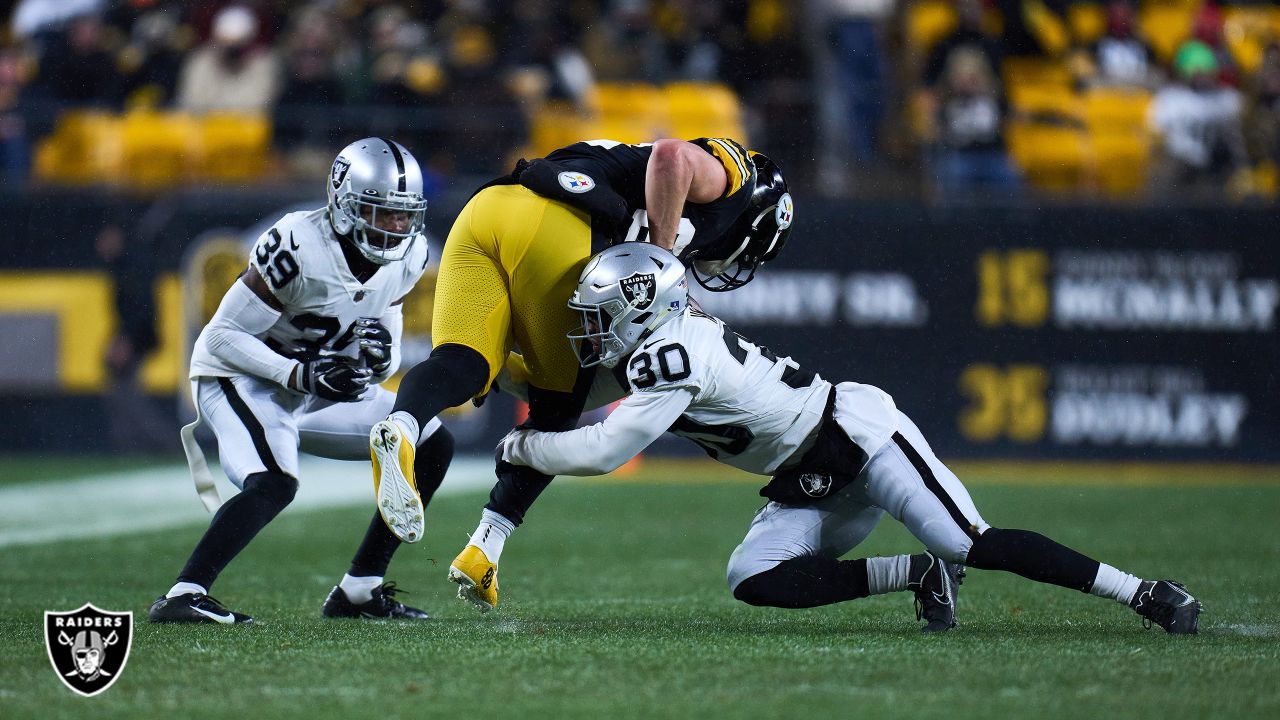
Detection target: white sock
<box><xmin>339</xmin><ymin>574</ymin><xmax>384</xmax><ymax>604</ymax></box>
<box><xmin>468</xmin><ymin>509</ymin><xmax>516</xmax><ymax>564</ymax></box>
<box><xmin>1090</xmin><ymin>563</ymin><xmax>1144</xmax><ymax>605</ymax></box>
<box><xmin>388</xmin><ymin>411</ymin><xmax>421</xmax><ymax>446</ymax></box>
<box><xmin>167</xmin><ymin>582</ymin><xmax>207</xmax><ymax>598</ymax></box>
<box><xmin>865</xmin><ymin>555</ymin><xmax>912</xmax><ymax>595</ymax></box>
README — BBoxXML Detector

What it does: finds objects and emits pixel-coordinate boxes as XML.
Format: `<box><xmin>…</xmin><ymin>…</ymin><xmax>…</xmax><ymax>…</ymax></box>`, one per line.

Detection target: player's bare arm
<box><xmin>644</xmin><ymin>139</ymin><xmax>728</xmax><ymax>250</ymax></box>
<box><xmin>242</xmin><ymin>264</ymin><xmax>284</xmax><ymax>311</ymax></box>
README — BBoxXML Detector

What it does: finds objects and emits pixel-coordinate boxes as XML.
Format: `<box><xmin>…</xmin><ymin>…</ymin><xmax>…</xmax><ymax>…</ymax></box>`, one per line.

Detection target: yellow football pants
<box><xmin>431</xmin><ymin>184</ymin><xmax>592</xmax><ymax>396</ymax></box>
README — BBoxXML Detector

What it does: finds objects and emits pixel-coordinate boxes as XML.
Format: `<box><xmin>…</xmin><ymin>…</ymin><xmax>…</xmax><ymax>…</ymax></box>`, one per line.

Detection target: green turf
<box><xmin>0</xmin><ymin>454</ymin><xmax>175</xmax><ymax>487</ymax></box>
<box><xmin>2</xmin><ymin>462</ymin><xmax>1278</xmax><ymax>720</ymax></box>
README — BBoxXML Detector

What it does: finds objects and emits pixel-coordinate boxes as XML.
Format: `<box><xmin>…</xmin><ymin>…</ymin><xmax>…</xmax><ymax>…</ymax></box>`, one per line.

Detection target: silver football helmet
<box><xmin>327</xmin><ymin>137</ymin><xmax>427</xmax><ymax>264</ymax></box>
<box><xmin>568</xmin><ymin>243</ymin><xmax>689</xmax><ymax>368</ymax></box>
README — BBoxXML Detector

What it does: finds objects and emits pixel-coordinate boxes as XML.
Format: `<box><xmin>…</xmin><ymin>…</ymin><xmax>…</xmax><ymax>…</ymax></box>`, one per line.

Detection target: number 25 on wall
<box><xmin>958</xmin><ymin>364</ymin><xmax>1048</xmax><ymax>443</ymax></box>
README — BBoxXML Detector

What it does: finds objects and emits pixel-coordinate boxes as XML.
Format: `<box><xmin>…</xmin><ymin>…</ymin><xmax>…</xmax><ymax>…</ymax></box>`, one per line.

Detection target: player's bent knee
<box><xmin>928</xmin><ymin>536</ymin><xmax>972</xmax><ymax>566</ymax></box>
<box><xmin>731</xmin><ymin>569</ymin><xmax>782</xmax><ymax>607</ymax></box>
<box><xmin>242</xmin><ymin>471</ymin><xmax>298</xmax><ymax>511</ymax></box>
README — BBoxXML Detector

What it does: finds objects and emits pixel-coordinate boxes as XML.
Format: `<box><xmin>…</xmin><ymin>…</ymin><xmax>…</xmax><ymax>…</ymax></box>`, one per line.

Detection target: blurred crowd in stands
<box><xmin>3</xmin><ymin>0</ymin><xmax>1280</xmax><ymax>204</ymax></box>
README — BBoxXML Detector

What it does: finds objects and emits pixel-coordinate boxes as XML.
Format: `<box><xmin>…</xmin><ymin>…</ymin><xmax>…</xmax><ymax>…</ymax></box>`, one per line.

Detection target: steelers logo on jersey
<box><xmin>558</xmin><ymin>171</ymin><xmax>596</xmax><ymax>194</ymax></box>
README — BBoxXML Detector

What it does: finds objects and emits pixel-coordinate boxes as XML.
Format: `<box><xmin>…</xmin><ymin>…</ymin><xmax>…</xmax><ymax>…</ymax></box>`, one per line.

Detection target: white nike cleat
<box><xmin>370</xmin><ymin>419</ymin><xmax>424</xmax><ymax>543</ymax></box>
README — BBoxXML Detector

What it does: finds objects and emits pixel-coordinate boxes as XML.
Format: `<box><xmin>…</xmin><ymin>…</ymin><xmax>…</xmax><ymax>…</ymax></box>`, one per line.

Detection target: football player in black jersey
<box><xmin>367</xmin><ymin>137</ymin><xmax>792</xmax><ymax>610</ymax></box>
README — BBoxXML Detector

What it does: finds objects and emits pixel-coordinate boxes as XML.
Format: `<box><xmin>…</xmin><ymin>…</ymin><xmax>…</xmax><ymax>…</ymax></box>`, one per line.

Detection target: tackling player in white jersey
<box><xmin>459</xmin><ymin>243</ymin><xmax>1202</xmax><ymax>634</ymax></box>
<box><xmin>149</xmin><ymin>138</ymin><xmax>454</xmax><ymax>624</ymax></box>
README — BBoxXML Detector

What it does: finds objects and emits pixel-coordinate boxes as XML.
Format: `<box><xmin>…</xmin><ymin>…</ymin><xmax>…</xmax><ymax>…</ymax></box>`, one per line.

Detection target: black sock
<box><xmin>483</xmin><ymin>379</ymin><xmax>593</xmax><ymax>527</ymax></box>
<box><xmin>485</xmin><ymin>462</ymin><xmax>553</xmax><ymax>527</ymax></box>
<box><xmin>733</xmin><ymin>556</ymin><xmax>871</xmax><ymax>609</ymax></box>
<box><xmin>348</xmin><ymin>511</ymin><xmax>400</xmax><ymax>578</ymax></box>
<box><xmin>346</xmin><ymin>427</ymin><xmax>454</xmax><ymax>578</ymax></box>
<box><xmin>965</xmin><ymin>528</ymin><xmax>1101</xmax><ymax>593</ymax></box>
<box><xmin>391</xmin><ymin>344</ymin><xmax>490</xmax><ymax>429</ymax></box>
<box><xmin>177</xmin><ymin>472</ymin><xmax>298</xmax><ymax>589</ymax></box>
<box><xmin>413</xmin><ymin>425</ymin><xmax>454</xmax><ymax>505</ymax></box>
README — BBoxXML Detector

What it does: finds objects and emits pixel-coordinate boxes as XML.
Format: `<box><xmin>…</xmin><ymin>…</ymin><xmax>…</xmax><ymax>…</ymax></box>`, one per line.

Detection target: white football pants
<box><xmin>726</xmin><ymin>410</ymin><xmax>990</xmax><ymax>592</ymax></box>
<box><xmin>185</xmin><ymin>375</ymin><xmax>442</xmax><ymax>492</ymax></box>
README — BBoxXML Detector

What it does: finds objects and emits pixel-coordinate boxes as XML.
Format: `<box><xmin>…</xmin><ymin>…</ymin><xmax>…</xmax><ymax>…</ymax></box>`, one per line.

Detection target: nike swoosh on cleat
<box><xmin>192</xmin><ymin>606</ymin><xmax>236</xmax><ymax>624</ymax></box>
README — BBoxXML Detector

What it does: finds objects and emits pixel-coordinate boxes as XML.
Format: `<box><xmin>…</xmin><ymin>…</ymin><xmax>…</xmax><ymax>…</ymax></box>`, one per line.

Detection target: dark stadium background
<box><xmin>1</xmin><ymin>0</ymin><xmax>1277</xmax><ymax>463</ymax></box>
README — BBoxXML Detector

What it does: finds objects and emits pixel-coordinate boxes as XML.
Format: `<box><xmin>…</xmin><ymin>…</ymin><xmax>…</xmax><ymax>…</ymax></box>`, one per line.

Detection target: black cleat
<box><xmin>908</xmin><ymin>553</ymin><xmax>964</xmax><ymax>633</ymax></box>
<box><xmin>1130</xmin><ymin>580</ymin><xmax>1201</xmax><ymax>635</ymax></box>
<box><xmin>322</xmin><ymin>582</ymin><xmax>430</xmax><ymax>620</ymax></box>
<box><xmin>148</xmin><ymin>593</ymin><xmax>253</xmax><ymax>624</ymax></box>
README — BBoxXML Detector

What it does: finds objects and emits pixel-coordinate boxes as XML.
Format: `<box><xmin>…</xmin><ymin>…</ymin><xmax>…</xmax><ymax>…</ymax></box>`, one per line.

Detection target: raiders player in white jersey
<box><xmin>149</xmin><ymin>138</ymin><xmax>454</xmax><ymax>624</ymax></box>
<box><xmin>461</xmin><ymin>243</ymin><xmax>1202</xmax><ymax>634</ymax></box>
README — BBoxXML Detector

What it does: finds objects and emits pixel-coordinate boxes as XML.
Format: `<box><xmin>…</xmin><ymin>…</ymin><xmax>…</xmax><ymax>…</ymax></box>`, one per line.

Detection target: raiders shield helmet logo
<box><xmin>799</xmin><ymin>473</ymin><xmax>834</xmax><ymax>498</ymax></box>
<box><xmin>618</xmin><ymin>272</ymin><xmax>656</xmax><ymax>310</ymax></box>
<box><xmin>44</xmin><ymin>604</ymin><xmax>133</xmax><ymax>697</ymax></box>
<box><xmin>330</xmin><ymin>157</ymin><xmax>352</xmax><ymax>190</ymax></box>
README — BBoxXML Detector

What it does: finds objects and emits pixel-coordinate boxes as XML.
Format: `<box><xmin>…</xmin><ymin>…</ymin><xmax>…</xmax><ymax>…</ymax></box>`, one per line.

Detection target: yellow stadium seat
<box><xmin>119</xmin><ymin>111</ymin><xmax>202</xmax><ymax>191</ymax></box>
<box><xmin>1080</xmin><ymin>89</ymin><xmax>1153</xmax><ymax>197</ymax></box>
<box><xmin>584</xmin><ymin>83</ymin><xmax>669</xmax><ymax>143</ymax></box>
<box><xmin>1083</xmin><ymin>88</ymin><xmax>1152</xmax><ymax>132</ymax></box>
<box><xmin>33</xmin><ymin>111</ymin><xmax>122</xmax><ymax>185</ymax></box>
<box><xmin>1002</xmin><ymin>57</ymin><xmax>1073</xmax><ymax>91</ymax></box>
<box><xmin>665</xmin><ymin>81</ymin><xmax>747</xmax><ymax>141</ymax></box>
<box><xmin>1006</xmin><ymin>120</ymin><xmax>1091</xmax><ymax>192</ymax></box>
<box><xmin>906</xmin><ymin>0</ymin><xmax>958</xmax><ymax>54</ymax></box>
<box><xmin>1068</xmin><ymin>3</ymin><xmax>1107</xmax><ymax>44</ymax></box>
<box><xmin>1222</xmin><ymin>7</ymin><xmax>1280</xmax><ymax>75</ymax></box>
<box><xmin>1139</xmin><ymin>4</ymin><xmax>1194</xmax><ymax>64</ymax></box>
<box><xmin>1008</xmin><ymin>84</ymin><xmax>1082</xmax><ymax>121</ymax></box>
<box><xmin>1090</xmin><ymin>132</ymin><xmax>1150</xmax><ymax>196</ymax></box>
<box><xmin>200</xmin><ymin>113</ymin><xmax>271</xmax><ymax>183</ymax></box>
<box><xmin>527</xmin><ymin>101</ymin><xmax>589</xmax><ymax>157</ymax></box>
<box><xmin>579</xmin><ymin>115</ymin><xmax>663</xmax><ymax>146</ymax></box>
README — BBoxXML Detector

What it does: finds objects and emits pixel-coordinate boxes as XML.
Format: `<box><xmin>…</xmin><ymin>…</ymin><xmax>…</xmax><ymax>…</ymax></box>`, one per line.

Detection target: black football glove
<box><xmin>294</xmin><ymin>356</ymin><xmax>372</xmax><ymax>402</ymax></box>
<box><xmin>354</xmin><ymin>317</ymin><xmax>394</xmax><ymax>377</ymax></box>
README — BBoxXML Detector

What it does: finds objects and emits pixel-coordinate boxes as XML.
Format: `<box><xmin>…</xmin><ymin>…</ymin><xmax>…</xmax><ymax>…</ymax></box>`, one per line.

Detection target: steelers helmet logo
<box><xmin>774</xmin><ymin>192</ymin><xmax>794</xmax><ymax>230</ymax></box>
<box><xmin>558</xmin><ymin>171</ymin><xmax>596</xmax><ymax>194</ymax></box>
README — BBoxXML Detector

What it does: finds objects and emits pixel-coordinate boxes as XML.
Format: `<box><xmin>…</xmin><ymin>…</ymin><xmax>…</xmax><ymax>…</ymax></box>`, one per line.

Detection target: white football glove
<box><xmin>495</xmin><ymin>428</ymin><xmax>532</xmax><ymax>465</ymax></box>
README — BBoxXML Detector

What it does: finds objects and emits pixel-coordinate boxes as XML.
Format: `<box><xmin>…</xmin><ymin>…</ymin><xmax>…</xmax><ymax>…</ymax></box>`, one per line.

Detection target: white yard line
<box><xmin>0</xmin><ymin>457</ymin><xmax>496</xmax><ymax>548</ymax></box>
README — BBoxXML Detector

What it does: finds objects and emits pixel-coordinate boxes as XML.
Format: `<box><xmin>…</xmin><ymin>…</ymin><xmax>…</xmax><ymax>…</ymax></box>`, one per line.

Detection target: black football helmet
<box><xmin>691</xmin><ymin>152</ymin><xmax>793</xmax><ymax>292</ymax></box>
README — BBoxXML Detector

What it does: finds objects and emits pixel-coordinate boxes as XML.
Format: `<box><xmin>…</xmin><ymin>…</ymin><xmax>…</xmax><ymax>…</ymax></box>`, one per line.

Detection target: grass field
<box><xmin>1</xmin><ymin>456</ymin><xmax>1278</xmax><ymax>719</ymax></box>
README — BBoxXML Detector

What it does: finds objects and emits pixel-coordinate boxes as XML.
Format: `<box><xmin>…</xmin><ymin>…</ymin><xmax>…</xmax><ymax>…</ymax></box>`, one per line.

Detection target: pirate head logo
<box><xmin>330</xmin><ymin>157</ymin><xmax>351</xmax><ymax>190</ymax></box>
<box><xmin>618</xmin><ymin>272</ymin><xmax>656</xmax><ymax>310</ymax></box>
<box><xmin>798</xmin><ymin>473</ymin><xmax>833</xmax><ymax>498</ymax></box>
<box><xmin>45</xmin><ymin>604</ymin><xmax>132</xmax><ymax>697</ymax></box>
